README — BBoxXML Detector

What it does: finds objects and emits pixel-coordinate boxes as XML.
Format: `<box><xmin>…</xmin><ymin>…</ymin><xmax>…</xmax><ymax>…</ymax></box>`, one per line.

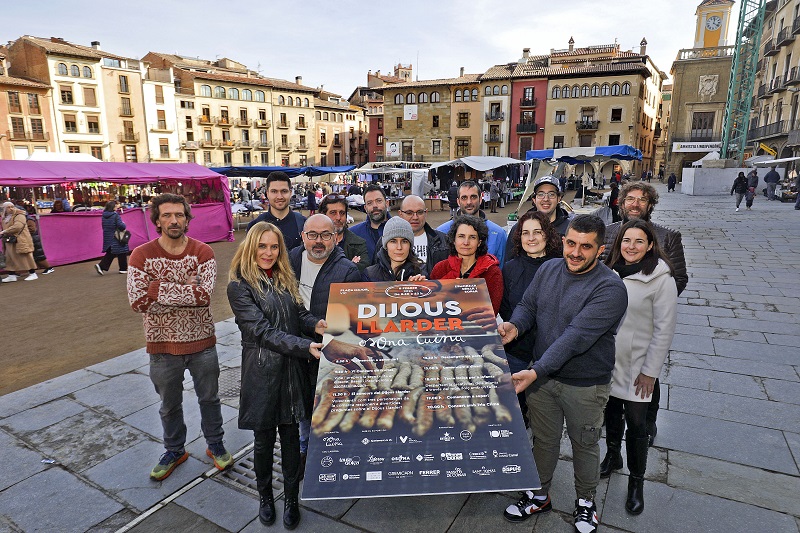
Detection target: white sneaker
<box><xmin>24</xmin><ymin>273</ymin><xmax>38</xmax><ymax>281</ymax></box>
<box><xmin>94</xmin><ymin>264</ymin><xmax>104</xmax><ymax>276</ymax></box>
<box><xmin>2</xmin><ymin>275</ymin><xmax>18</xmax><ymax>283</ymax></box>
<box><xmin>735</xmin><ymin>207</ymin><xmax>740</xmax><ymax>211</ymax></box>
<box><xmin>573</xmin><ymin>499</ymin><xmax>599</xmax><ymax>533</ymax></box>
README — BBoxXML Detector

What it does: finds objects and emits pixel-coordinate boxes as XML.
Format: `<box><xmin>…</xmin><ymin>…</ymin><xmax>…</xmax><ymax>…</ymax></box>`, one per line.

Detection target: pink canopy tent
<box><xmin>0</xmin><ymin>160</ymin><xmax>234</xmax><ymax>266</ymax></box>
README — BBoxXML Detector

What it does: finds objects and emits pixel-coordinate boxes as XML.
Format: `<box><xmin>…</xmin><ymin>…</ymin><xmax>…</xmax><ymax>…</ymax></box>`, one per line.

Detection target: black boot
<box><xmin>259</xmin><ymin>491</ymin><xmax>276</xmax><ymax>526</ymax></box>
<box><xmin>625</xmin><ymin>435</ymin><xmax>649</xmax><ymax>515</ymax></box>
<box><xmin>600</xmin><ymin>400</ymin><xmax>625</xmax><ymax>478</ymax></box>
<box><xmin>600</xmin><ymin>441</ymin><xmax>623</xmax><ymax>478</ymax></box>
<box><xmin>283</xmin><ymin>496</ymin><xmax>301</xmax><ymax>530</ymax></box>
<box><xmin>646</xmin><ymin>380</ymin><xmax>660</xmax><ymax>447</ymax></box>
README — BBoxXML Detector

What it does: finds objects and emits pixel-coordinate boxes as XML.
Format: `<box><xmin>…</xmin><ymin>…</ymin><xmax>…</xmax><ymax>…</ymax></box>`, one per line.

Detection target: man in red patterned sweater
<box><xmin>127</xmin><ymin>193</ymin><xmax>232</xmax><ymax>481</ymax></box>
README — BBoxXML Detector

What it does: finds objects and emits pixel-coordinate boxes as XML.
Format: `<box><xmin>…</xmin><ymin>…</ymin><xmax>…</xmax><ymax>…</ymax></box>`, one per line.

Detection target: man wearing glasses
<box><xmin>318</xmin><ymin>194</ymin><xmax>370</xmax><ymax>272</ymax></box>
<box><xmin>349</xmin><ymin>184</ymin><xmax>391</xmax><ymax>262</ymax></box>
<box><xmin>506</xmin><ymin>175</ymin><xmax>572</xmax><ymax>261</ymax></box>
<box><xmin>397</xmin><ymin>195</ymin><xmax>449</xmax><ymax>273</ymax></box>
<box><xmin>246</xmin><ymin>172</ymin><xmax>306</xmax><ymax>250</ymax></box>
<box><xmin>289</xmin><ymin>214</ymin><xmax>361</xmax><ymax>467</ymax></box>
<box><xmin>603</xmin><ymin>181</ymin><xmax>687</xmax><ymax>447</ymax></box>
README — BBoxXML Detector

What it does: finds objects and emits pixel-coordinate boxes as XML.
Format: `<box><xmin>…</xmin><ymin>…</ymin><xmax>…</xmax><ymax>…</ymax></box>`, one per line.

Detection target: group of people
<box><xmin>732</xmin><ymin>166</ymin><xmax>800</xmax><ymax>210</ymax></box>
<box><xmin>123</xmin><ymin>171</ymin><xmax>686</xmax><ymax>533</ymax></box>
<box><xmin>0</xmin><ymin>201</ymin><xmax>54</xmax><ymax>282</ymax></box>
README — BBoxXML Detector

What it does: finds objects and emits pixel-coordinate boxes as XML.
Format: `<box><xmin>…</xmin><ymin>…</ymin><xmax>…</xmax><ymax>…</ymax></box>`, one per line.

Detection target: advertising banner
<box><xmin>403</xmin><ymin>104</ymin><xmax>418</xmax><ymax>120</ymax></box>
<box><xmin>302</xmin><ymin>279</ymin><xmax>539</xmax><ymax>500</ymax></box>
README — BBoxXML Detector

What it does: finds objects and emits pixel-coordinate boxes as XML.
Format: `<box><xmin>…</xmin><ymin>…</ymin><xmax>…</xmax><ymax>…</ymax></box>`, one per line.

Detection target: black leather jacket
<box><xmin>227</xmin><ymin>278</ymin><xmax>320</xmax><ymax>430</ymax></box>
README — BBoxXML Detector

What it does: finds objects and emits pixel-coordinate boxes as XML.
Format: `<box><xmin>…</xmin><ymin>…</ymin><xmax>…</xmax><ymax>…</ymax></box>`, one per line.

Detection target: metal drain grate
<box><xmin>218</xmin><ymin>439</ymin><xmax>284</xmax><ymax>496</ymax></box>
<box><xmin>218</xmin><ymin>367</ymin><xmax>241</xmax><ymax>399</ymax></box>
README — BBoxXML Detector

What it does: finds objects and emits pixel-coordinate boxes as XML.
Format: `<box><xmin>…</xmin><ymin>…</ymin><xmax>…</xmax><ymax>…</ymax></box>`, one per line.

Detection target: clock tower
<box><xmin>694</xmin><ymin>0</ymin><xmax>734</xmax><ymax>49</ymax></box>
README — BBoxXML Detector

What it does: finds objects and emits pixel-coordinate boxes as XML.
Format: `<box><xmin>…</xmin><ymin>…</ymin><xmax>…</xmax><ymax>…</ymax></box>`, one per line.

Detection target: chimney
<box><xmin>91</xmin><ymin>41</ymin><xmax>101</xmax><ymax>50</ymax></box>
<box><xmin>522</xmin><ymin>48</ymin><xmax>530</xmax><ymax>59</ymax></box>
<box><xmin>640</xmin><ymin>37</ymin><xmax>648</xmax><ymax>56</ymax></box>
<box><xmin>568</xmin><ymin>37</ymin><xmax>575</xmax><ymax>52</ymax></box>
<box><xmin>459</xmin><ymin>66</ymin><xmax>464</xmax><ymax>77</ymax></box>
<box><xmin>295</xmin><ymin>75</ymin><xmax>303</xmax><ymax>85</ymax></box>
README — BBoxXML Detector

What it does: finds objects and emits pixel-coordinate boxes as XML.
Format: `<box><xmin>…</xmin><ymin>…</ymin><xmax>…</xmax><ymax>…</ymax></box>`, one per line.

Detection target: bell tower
<box><xmin>694</xmin><ymin>0</ymin><xmax>735</xmax><ymax>48</ymax></box>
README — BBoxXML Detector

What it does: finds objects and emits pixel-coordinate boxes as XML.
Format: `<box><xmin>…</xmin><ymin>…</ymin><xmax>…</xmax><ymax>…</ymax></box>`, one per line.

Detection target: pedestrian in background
<box><xmin>94</xmin><ymin>200</ymin><xmax>130</xmax><ymax>275</ymax></box>
<box><xmin>764</xmin><ymin>165</ymin><xmax>781</xmax><ymax>201</ymax></box>
<box><xmin>490</xmin><ymin>180</ymin><xmax>500</xmax><ymax>213</ymax></box>
<box><xmin>24</xmin><ymin>207</ymin><xmax>54</xmax><ymax>275</ymax></box>
<box><xmin>731</xmin><ymin>171</ymin><xmax>748</xmax><ymax>212</ymax></box>
<box><xmin>306</xmin><ymin>186</ymin><xmax>317</xmax><ymax>215</ymax></box>
<box><xmin>746</xmin><ymin>169</ymin><xmax>759</xmax><ymax>210</ymax></box>
<box><xmin>0</xmin><ymin>201</ymin><xmax>37</xmax><ymax>282</ymax></box>
<box><xmin>667</xmin><ymin>172</ymin><xmax>677</xmax><ymax>193</ymax></box>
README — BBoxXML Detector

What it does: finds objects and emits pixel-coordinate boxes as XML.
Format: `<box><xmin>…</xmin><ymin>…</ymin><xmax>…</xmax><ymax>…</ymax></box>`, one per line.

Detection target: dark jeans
<box><xmin>254</xmin><ymin>423</ymin><xmax>301</xmax><ymax>498</ymax></box>
<box><xmin>745</xmin><ymin>189</ymin><xmax>755</xmax><ymax>208</ymax></box>
<box><xmin>98</xmin><ymin>251</ymin><xmax>128</xmax><ymax>271</ymax></box>
<box><xmin>149</xmin><ymin>346</ymin><xmax>224</xmax><ymax>452</ymax></box>
<box><xmin>605</xmin><ymin>395</ymin><xmax>648</xmax><ymax>440</ymax></box>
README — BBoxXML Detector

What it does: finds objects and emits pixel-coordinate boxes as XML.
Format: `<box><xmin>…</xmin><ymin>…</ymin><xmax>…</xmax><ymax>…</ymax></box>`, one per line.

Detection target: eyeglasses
<box><xmin>535</xmin><ymin>192</ymin><xmax>558</xmax><ymax>199</ymax></box>
<box><xmin>324</xmin><ymin>194</ymin><xmax>345</xmax><ymax>201</ymax></box>
<box><xmin>399</xmin><ymin>209</ymin><xmax>427</xmax><ymax>217</ymax></box>
<box><xmin>623</xmin><ymin>196</ymin><xmax>648</xmax><ymax>205</ymax></box>
<box><xmin>303</xmin><ymin>231</ymin><xmax>335</xmax><ymax>241</ymax></box>
<box><xmin>521</xmin><ymin>229</ymin><xmax>545</xmax><ymax>238</ymax></box>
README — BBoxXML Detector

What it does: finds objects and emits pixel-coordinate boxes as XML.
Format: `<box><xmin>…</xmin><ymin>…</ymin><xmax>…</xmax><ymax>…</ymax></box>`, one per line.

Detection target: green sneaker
<box><xmin>207</xmin><ymin>442</ymin><xmax>233</xmax><ymax>471</ymax></box>
<box><xmin>150</xmin><ymin>450</ymin><xmax>188</xmax><ymax>481</ymax></box>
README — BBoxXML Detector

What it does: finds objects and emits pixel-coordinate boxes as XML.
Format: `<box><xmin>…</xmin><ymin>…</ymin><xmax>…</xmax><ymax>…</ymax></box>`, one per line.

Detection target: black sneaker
<box><xmin>573</xmin><ymin>498</ymin><xmax>599</xmax><ymax>533</ymax></box>
<box><xmin>503</xmin><ymin>491</ymin><xmax>551</xmax><ymax>522</ymax></box>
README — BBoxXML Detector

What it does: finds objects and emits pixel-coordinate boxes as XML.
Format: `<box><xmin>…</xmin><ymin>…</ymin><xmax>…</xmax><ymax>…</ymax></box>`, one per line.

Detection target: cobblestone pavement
<box><xmin>0</xmin><ymin>184</ymin><xmax>798</xmax><ymax>532</ymax></box>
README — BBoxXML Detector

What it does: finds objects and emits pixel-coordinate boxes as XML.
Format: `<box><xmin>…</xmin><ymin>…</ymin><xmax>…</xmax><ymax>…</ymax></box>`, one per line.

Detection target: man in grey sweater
<box><xmin>498</xmin><ymin>215</ymin><xmax>628</xmax><ymax>533</ymax></box>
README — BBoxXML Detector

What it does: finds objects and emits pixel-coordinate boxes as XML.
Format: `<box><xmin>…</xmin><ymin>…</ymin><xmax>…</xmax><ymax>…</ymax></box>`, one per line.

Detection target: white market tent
<box><xmin>428</xmin><ymin>155</ymin><xmax>525</xmax><ymax>172</ymax></box>
<box><xmin>752</xmin><ymin>155</ymin><xmax>800</xmax><ymax>166</ymax></box>
<box><xmin>691</xmin><ymin>150</ymin><xmax>720</xmax><ymax>167</ymax></box>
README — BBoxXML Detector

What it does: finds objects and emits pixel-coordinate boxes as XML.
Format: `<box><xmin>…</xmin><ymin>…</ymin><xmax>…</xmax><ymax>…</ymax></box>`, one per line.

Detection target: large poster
<box><xmin>302</xmin><ymin>279</ymin><xmax>539</xmax><ymax>500</ymax></box>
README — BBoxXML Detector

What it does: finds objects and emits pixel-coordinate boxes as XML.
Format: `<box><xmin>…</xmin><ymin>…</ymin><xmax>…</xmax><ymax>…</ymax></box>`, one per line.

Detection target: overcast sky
<box><xmin>3</xmin><ymin>0</ymin><xmax>738</xmax><ymax>97</ymax></box>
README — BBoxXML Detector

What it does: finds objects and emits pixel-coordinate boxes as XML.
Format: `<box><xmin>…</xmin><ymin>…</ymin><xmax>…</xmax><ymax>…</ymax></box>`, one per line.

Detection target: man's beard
<box><xmin>369</xmin><ymin>209</ymin><xmax>387</xmax><ymax>224</ymax></box>
<box><xmin>308</xmin><ymin>245</ymin><xmax>332</xmax><ymax>261</ymax></box>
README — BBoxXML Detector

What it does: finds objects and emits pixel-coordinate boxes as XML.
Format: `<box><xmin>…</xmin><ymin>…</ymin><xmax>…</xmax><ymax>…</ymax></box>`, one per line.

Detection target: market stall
<box><xmin>0</xmin><ymin>160</ymin><xmax>233</xmax><ymax>266</ymax></box>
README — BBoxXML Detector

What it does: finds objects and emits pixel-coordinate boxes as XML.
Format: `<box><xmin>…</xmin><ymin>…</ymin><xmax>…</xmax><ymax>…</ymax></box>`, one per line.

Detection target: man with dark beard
<box><xmin>289</xmin><ymin>214</ymin><xmax>361</xmax><ymax>470</ymax></box>
<box><xmin>349</xmin><ymin>184</ymin><xmax>390</xmax><ymax>262</ymax></box>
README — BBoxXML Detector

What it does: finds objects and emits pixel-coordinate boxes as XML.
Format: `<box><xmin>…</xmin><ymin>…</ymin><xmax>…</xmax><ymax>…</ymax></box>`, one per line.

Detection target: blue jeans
<box><xmin>149</xmin><ymin>346</ymin><xmax>224</xmax><ymax>452</ymax></box>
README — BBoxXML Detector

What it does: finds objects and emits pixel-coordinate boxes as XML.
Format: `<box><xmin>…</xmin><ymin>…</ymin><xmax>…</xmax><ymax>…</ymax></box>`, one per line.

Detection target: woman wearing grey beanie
<box><xmin>363</xmin><ymin>217</ymin><xmax>426</xmax><ymax>282</ymax></box>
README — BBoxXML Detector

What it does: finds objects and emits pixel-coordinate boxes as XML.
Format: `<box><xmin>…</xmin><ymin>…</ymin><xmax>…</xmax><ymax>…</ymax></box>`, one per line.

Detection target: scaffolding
<box><xmin>721</xmin><ymin>0</ymin><xmax>767</xmax><ymax>163</ymax></box>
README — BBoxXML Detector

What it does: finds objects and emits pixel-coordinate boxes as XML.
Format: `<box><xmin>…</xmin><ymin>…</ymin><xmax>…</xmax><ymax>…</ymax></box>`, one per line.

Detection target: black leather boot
<box><xmin>259</xmin><ymin>491</ymin><xmax>276</xmax><ymax>526</ymax></box>
<box><xmin>600</xmin><ymin>401</ymin><xmax>625</xmax><ymax>478</ymax></box>
<box><xmin>283</xmin><ymin>496</ymin><xmax>301</xmax><ymax>530</ymax></box>
<box><xmin>646</xmin><ymin>380</ymin><xmax>660</xmax><ymax>447</ymax></box>
<box><xmin>254</xmin><ymin>429</ymin><xmax>277</xmax><ymax>526</ymax></box>
<box><xmin>625</xmin><ymin>435</ymin><xmax>649</xmax><ymax>515</ymax></box>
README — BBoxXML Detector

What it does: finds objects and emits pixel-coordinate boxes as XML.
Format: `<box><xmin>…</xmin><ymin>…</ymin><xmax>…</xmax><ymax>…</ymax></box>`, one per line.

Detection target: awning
<box><xmin>752</xmin><ymin>155</ymin><xmax>800</xmax><ymax>166</ymax></box>
<box><xmin>526</xmin><ymin>145</ymin><xmax>642</xmax><ymax>163</ymax></box>
<box><xmin>429</xmin><ymin>156</ymin><xmax>526</xmax><ymax>172</ymax></box>
<box><xmin>744</xmin><ymin>154</ymin><xmax>775</xmax><ymax>166</ymax></box>
<box><xmin>0</xmin><ymin>160</ymin><xmax>225</xmax><ymax>186</ymax></box>
<box><xmin>211</xmin><ymin>165</ymin><xmax>355</xmax><ymax>178</ymax></box>
<box><xmin>691</xmin><ymin>150</ymin><xmax>720</xmax><ymax>167</ymax></box>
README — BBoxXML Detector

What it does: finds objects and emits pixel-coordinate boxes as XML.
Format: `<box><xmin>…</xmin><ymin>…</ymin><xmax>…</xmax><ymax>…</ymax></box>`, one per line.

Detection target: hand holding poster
<box><xmin>303</xmin><ymin>279</ymin><xmax>539</xmax><ymax>500</ymax></box>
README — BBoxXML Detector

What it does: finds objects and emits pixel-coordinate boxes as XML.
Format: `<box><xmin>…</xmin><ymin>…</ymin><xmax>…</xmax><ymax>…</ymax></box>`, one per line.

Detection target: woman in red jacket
<box><xmin>430</xmin><ymin>214</ymin><xmax>503</xmax><ymax>315</ymax></box>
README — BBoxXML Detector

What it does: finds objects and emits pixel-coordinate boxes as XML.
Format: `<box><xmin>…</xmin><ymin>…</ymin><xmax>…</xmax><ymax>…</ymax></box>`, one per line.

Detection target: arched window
<box><xmin>316</xmin><ymin>111</ymin><xmax>322</xmax><ymax>119</ymax></box>
<box><xmin>70</xmin><ymin>65</ymin><xmax>80</xmax><ymax>77</ymax></box>
<box><xmin>418</xmin><ymin>92</ymin><xmax>428</xmax><ymax>103</ymax></box>
<box><xmin>338</xmin><ymin>113</ymin><xmax>343</xmax><ymax>121</ymax></box>
<box><xmin>562</xmin><ymin>85</ymin><xmax>570</xmax><ymax>98</ymax></box>
<box><xmin>288</xmin><ymin>96</ymin><xmax>293</xmax><ymax>106</ymax></box>
<box><xmin>471</xmin><ymin>89</ymin><xmax>478</xmax><ymax>101</ymax></box>
<box><xmin>582</xmin><ymin>85</ymin><xmax>590</xmax><ymax>97</ymax></box>
<box><xmin>278</xmin><ymin>95</ymin><xmax>285</xmax><ymax>105</ymax></box>
<box><xmin>601</xmin><ymin>84</ymin><xmax>610</xmax><ymax>96</ymax></box>
<box><xmin>214</xmin><ymin>86</ymin><xmax>226</xmax><ymax>98</ymax></box>
<box><xmin>200</xmin><ymin>85</ymin><xmax>212</xmax><ymax>97</ymax></box>
<box><xmin>552</xmin><ymin>86</ymin><xmax>561</xmax><ymax>99</ymax></box>
<box><xmin>611</xmin><ymin>83</ymin><xmax>620</xmax><ymax>96</ymax></box>
<box><xmin>493</xmin><ymin>85</ymin><xmax>500</xmax><ymax>95</ymax></box>
<box><xmin>394</xmin><ymin>94</ymin><xmax>403</xmax><ymax>104</ymax></box>
<box><xmin>255</xmin><ymin>90</ymin><xmax>265</xmax><ymax>102</ymax></box>
<box><xmin>323</xmin><ymin>112</ymin><xmax>329</xmax><ymax>120</ymax></box>
<box><xmin>57</xmin><ymin>63</ymin><xmax>68</xmax><ymax>75</ymax></box>
<box><xmin>454</xmin><ymin>89</ymin><xmax>462</xmax><ymax>102</ymax></box>
<box><xmin>242</xmin><ymin>89</ymin><xmax>252</xmax><ymax>101</ymax></box>
<box><xmin>229</xmin><ymin>88</ymin><xmax>239</xmax><ymax>100</ymax></box>
<box><xmin>406</xmin><ymin>93</ymin><xmax>415</xmax><ymax>104</ymax></box>
<box><xmin>622</xmin><ymin>82</ymin><xmax>631</xmax><ymax>95</ymax></box>
<box><xmin>572</xmin><ymin>85</ymin><xmax>580</xmax><ymax>98</ymax></box>
<box><xmin>501</xmin><ymin>85</ymin><xmax>508</xmax><ymax>95</ymax></box>
<box><xmin>296</xmin><ymin>98</ymin><xmax>302</xmax><ymax>107</ymax></box>
<box><xmin>431</xmin><ymin>91</ymin><xmax>440</xmax><ymax>103</ymax></box>
<box><xmin>82</xmin><ymin>66</ymin><xmax>92</xmax><ymax>78</ymax></box>
<box><xmin>484</xmin><ymin>86</ymin><xmax>491</xmax><ymax>96</ymax></box>
<box><xmin>304</xmin><ymin>98</ymin><xmax>310</xmax><ymax>107</ymax></box>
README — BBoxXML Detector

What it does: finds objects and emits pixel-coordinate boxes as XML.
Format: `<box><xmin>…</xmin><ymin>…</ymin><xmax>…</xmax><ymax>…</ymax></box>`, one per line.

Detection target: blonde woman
<box><xmin>227</xmin><ymin>222</ymin><xmax>324</xmax><ymax>530</ymax></box>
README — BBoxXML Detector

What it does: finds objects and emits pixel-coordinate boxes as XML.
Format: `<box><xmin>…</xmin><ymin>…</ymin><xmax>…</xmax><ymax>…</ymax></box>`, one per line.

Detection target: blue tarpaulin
<box><xmin>211</xmin><ymin>165</ymin><xmax>356</xmax><ymax>178</ymax></box>
<box><xmin>525</xmin><ymin>145</ymin><xmax>642</xmax><ymax>164</ymax></box>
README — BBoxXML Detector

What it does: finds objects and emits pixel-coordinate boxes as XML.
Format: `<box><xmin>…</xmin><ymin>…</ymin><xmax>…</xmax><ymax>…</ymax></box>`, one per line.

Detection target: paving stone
<box><xmin>677</xmin><ymin>304</ymin><xmax>735</xmax><ymax>318</ymax></box>
<box><xmin>215</xmin><ymin>319</ymin><xmax>241</xmax><ymax>338</ymax></box>
<box><xmin>186</xmin><ymin>416</ymin><xmax>252</xmax><ymax>465</ymax></box>
<box><xmin>785</xmin><ymin>432</ymin><xmax>800</xmax><ymax>474</ymax></box>
<box><xmin>86</xmin><ymin>348</ymin><xmax>149</xmax><ymax>377</ymax></box>
<box><xmin>675</xmin><ymin>313</ymin><xmax>709</xmax><ymax>326</ymax></box>
<box><xmin>668</xmin><ymin>333</ymin><xmax>716</xmax><ymax>355</ymax></box>
<box><xmin>216</xmin><ymin>343</ymin><xmax>241</xmax><ymax>364</ymax></box>
<box><xmin>216</xmin><ymin>332</ymin><xmax>242</xmax><ymax>347</ymax></box>
<box><xmin>661</xmin><ymin>366</ymin><xmax>768</xmax><ymax>400</ymax></box>
<box><xmin>22</xmin><ymin>409</ymin><xmax>148</xmax><ymax>473</ymax></box>
<box><xmin>175</xmin><ymin>478</ymin><xmax>257</xmax><ymax>531</ymax></box>
<box><xmin>668</xmin><ymin>451</ymin><xmax>800</xmax><ymax>517</ymax></box>
<box><xmin>763</xmin><ymin>379</ymin><xmax>800</xmax><ymax>405</ymax></box>
<box><xmin>0</xmin><ymin>430</ymin><xmax>46</xmax><ymax>491</ymax></box>
<box><xmin>713</xmin><ymin>338</ymin><xmax>799</xmax><ymax>366</ymax></box>
<box><xmin>669</xmin><ymin>352</ymin><xmax>800</xmax><ymax>381</ymax></box>
<box><xmin>0</xmin><ymin>369</ymin><xmax>106</xmax><ymax>418</ymax></box>
<box><xmin>83</xmin><ymin>439</ymin><xmax>209</xmax><ymax>512</ymax></box>
<box><xmin>127</xmin><ymin>502</ymin><xmax>228</xmax><ymax>533</ymax></box>
<box><xmin>603</xmin><ymin>475</ymin><xmax>799</xmax><ymax>533</ymax></box>
<box><xmin>342</xmin><ymin>493</ymin><xmax>468</xmax><ymax>532</ymax></box>
<box><xmin>753</xmin><ymin>310</ymin><xmax>800</xmax><ymax>324</ymax></box>
<box><xmin>708</xmin><ymin>316</ymin><xmax>792</xmax><ymax>335</ymax></box>
<box><xmin>446</xmin><ymin>492</ymin><xmax>534</xmax><ymax>533</ymax></box>
<box><xmin>655</xmin><ymin>410</ymin><xmax>798</xmax><ymax>475</ymax></box>
<box><xmin>766</xmin><ymin>333</ymin><xmax>800</xmax><ymax>348</ymax></box>
<box><xmin>72</xmin><ymin>373</ymin><xmax>160</xmax><ymax>418</ymax></box>
<box><xmin>300</xmin><ymin>493</ymin><xmax>357</xmax><ymax>520</ymax></box>
<box><xmin>0</xmin><ymin>398</ymin><xmax>85</xmax><ymax>433</ymax></box>
<box><xmin>241</xmin><ymin>508</ymin><xmax>362</xmax><ymax>533</ymax></box>
<box><xmin>0</xmin><ymin>467</ymin><xmax>123</xmax><ymax>532</ymax></box>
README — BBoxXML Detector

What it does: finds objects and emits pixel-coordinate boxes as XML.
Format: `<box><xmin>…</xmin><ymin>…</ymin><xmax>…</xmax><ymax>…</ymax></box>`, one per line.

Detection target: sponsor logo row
<box><xmin>320</xmin><ymin>449</ymin><xmax>520</xmax><ymax>468</ymax></box>
<box><xmin>318</xmin><ymin>465</ymin><xmax>520</xmax><ymax>483</ymax></box>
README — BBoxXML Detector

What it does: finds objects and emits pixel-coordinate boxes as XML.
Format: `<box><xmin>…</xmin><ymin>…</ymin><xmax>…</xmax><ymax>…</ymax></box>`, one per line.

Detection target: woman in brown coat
<box><xmin>1</xmin><ymin>202</ymin><xmax>37</xmax><ymax>282</ymax></box>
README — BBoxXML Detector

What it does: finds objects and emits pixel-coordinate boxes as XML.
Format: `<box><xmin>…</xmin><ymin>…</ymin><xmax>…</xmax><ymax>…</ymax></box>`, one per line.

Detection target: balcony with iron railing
<box><xmin>198</xmin><ymin>115</ymin><xmax>213</xmax><ymax>125</ymax></box>
<box><xmin>216</xmin><ymin>116</ymin><xmax>232</xmax><ymax>126</ymax></box>
<box><xmin>768</xmin><ymin>76</ymin><xmax>787</xmax><ymax>94</ymax></box>
<box><xmin>576</xmin><ymin>120</ymin><xmax>600</xmax><ymax>131</ymax></box>
<box><xmin>182</xmin><ymin>141</ymin><xmax>200</xmax><ymax>150</ymax></box>
<box><xmin>485</xmin><ymin>112</ymin><xmax>505</xmax><ymax>121</ymax></box>
<box><xmin>150</xmin><ymin>121</ymin><xmax>173</xmax><ymax>133</ymax></box>
<box><xmin>6</xmin><ymin>130</ymin><xmax>50</xmax><ymax>141</ymax></box>
<box><xmin>200</xmin><ymin>139</ymin><xmax>217</xmax><ymax>148</ymax></box>
<box><xmin>519</xmin><ymin>97</ymin><xmax>537</xmax><ymax>107</ymax></box>
<box><xmin>234</xmin><ymin>118</ymin><xmax>251</xmax><ymax>127</ymax></box>
<box><xmin>118</xmin><ymin>107</ymin><xmax>133</xmax><ymax>117</ymax></box>
<box><xmin>255</xmin><ymin>141</ymin><xmax>272</xmax><ymax>149</ymax></box>
<box><xmin>276</xmin><ymin>121</ymin><xmax>289</xmax><ymax>129</ymax></box>
<box><xmin>319</xmin><ymin>138</ymin><xmax>328</xmax><ymax>146</ymax></box>
<box><xmin>757</xmin><ymin>84</ymin><xmax>768</xmax><ymax>99</ymax></box>
<box><xmin>295</xmin><ymin>121</ymin><xmax>308</xmax><ymax>130</ymax></box>
<box><xmin>118</xmin><ymin>132</ymin><xmax>139</xmax><ymax>143</ymax></box>
<box><xmin>254</xmin><ymin>119</ymin><xmax>271</xmax><ymax>128</ymax></box>
<box><xmin>777</xmin><ymin>26</ymin><xmax>795</xmax><ymax>47</ymax></box>
<box><xmin>219</xmin><ymin>139</ymin><xmax>238</xmax><ymax>149</ymax></box>
<box><xmin>295</xmin><ymin>143</ymin><xmax>310</xmax><ymax>151</ymax></box>
<box><xmin>484</xmin><ymin>133</ymin><xmax>504</xmax><ymax>143</ymax></box>
<box><xmin>333</xmin><ymin>139</ymin><xmax>342</xmax><ymax>147</ymax></box>
<box><xmin>787</xmin><ymin>67</ymin><xmax>800</xmax><ymax>86</ymax></box>
<box><xmin>277</xmin><ymin>143</ymin><xmax>292</xmax><ymax>151</ymax></box>
<box><xmin>675</xmin><ymin>45</ymin><xmax>735</xmax><ymax>61</ymax></box>
<box><xmin>764</xmin><ymin>39</ymin><xmax>778</xmax><ymax>56</ymax></box>
<box><xmin>240</xmin><ymin>140</ymin><xmax>254</xmax><ymax>148</ymax></box>
<box><xmin>516</xmin><ymin>123</ymin><xmax>538</xmax><ymax>134</ymax></box>
<box><xmin>747</xmin><ymin>120</ymin><xmax>788</xmax><ymax>141</ymax></box>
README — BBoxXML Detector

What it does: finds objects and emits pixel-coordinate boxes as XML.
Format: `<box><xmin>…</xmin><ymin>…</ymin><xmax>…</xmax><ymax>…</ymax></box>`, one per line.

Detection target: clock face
<box><xmin>706</xmin><ymin>15</ymin><xmax>722</xmax><ymax>31</ymax></box>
